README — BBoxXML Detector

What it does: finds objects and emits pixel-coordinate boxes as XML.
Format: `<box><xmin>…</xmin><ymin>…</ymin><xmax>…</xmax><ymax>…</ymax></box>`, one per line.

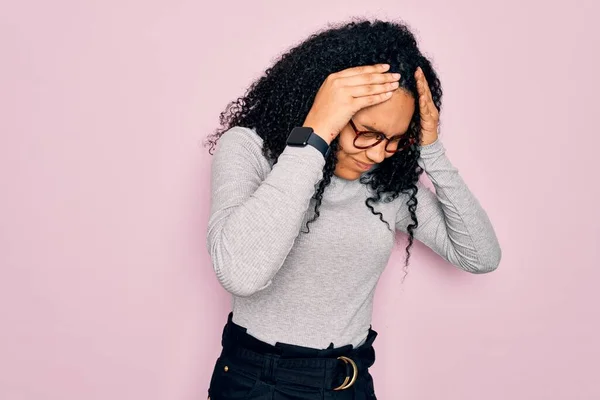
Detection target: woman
<box><xmin>204</xmin><ymin>19</ymin><xmax>501</xmax><ymax>399</ymax></box>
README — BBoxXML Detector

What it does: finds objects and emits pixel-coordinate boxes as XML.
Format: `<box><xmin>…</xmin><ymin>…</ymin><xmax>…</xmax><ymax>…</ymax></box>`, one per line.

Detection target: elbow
<box><xmin>207</xmin><ymin>235</ymin><xmax>270</xmax><ymax>297</ymax></box>
<box><xmin>217</xmin><ymin>271</ymin><xmax>271</xmax><ymax>297</ymax></box>
<box><xmin>461</xmin><ymin>245</ymin><xmax>502</xmax><ymax>274</ymax></box>
<box><xmin>211</xmin><ymin>251</ymin><xmax>272</xmax><ymax>297</ymax></box>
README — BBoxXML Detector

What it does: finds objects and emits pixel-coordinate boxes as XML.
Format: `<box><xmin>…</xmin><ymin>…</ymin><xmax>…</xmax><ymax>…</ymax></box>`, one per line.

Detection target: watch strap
<box><xmin>306</xmin><ymin>131</ymin><xmax>330</xmax><ymax>159</ymax></box>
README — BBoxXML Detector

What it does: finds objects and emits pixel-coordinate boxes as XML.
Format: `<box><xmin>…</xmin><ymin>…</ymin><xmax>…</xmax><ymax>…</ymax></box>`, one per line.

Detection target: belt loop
<box><xmin>261</xmin><ymin>354</ymin><xmax>276</xmax><ymax>385</ymax></box>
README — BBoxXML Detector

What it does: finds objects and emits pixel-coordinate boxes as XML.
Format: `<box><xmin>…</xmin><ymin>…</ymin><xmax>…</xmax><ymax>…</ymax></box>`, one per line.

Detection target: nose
<box><xmin>365</xmin><ymin>141</ymin><xmax>386</xmax><ymax>164</ymax></box>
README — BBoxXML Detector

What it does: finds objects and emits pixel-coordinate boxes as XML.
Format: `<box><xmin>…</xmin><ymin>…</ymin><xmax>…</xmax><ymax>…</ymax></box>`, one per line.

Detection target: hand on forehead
<box><xmin>353</xmin><ymin>89</ymin><xmax>415</xmax><ymax>137</ymax></box>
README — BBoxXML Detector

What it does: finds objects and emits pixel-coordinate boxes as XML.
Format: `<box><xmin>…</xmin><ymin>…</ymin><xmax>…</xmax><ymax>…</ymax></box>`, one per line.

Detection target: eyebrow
<box><xmin>360</xmin><ymin>122</ymin><xmax>405</xmax><ymax>139</ymax></box>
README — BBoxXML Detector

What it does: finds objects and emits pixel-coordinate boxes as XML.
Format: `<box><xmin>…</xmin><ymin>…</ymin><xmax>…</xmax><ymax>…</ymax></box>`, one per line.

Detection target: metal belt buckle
<box><xmin>333</xmin><ymin>356</ymin><xmax>358</xmax><ymax>390</ymax></box>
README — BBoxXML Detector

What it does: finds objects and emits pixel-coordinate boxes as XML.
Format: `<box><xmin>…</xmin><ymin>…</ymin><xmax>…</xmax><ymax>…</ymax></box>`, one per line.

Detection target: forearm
<box><xmin>416</xmin><ymin>139</ymin><xmax>502</xmax><ymax>273</ymax></box>
<box><xmin>207</xmin><ymin>136</ymin><xmax>325</xmax><ymax>296</ymax></box>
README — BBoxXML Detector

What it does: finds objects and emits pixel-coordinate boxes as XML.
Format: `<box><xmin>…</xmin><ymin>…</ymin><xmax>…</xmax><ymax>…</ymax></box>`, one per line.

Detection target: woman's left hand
<box><xmin>415</xmin><ymin>67</ymin><xmax>439</xmax><ymax>146</ymax></box>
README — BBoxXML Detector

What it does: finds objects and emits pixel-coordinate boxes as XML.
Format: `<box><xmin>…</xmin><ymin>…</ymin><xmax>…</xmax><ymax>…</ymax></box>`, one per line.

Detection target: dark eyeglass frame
<box><xmin>349</xmin><ymin>119</ymin><xmax>416</xmax><ymax>153</ymax></box>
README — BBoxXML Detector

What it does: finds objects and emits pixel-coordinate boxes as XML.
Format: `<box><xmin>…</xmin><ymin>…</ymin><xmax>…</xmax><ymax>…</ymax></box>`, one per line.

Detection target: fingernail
<box><xmin>393</xmin><ymin>73</ymin><xmax>401</xmax><ymax>79</ymax></box>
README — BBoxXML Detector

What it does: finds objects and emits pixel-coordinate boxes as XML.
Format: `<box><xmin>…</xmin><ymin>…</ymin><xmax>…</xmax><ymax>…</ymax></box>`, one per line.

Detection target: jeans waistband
<box><xmin>218</xmin><ymin>313</ymin><xmax>377</xmax><ymax>390</ymax></box>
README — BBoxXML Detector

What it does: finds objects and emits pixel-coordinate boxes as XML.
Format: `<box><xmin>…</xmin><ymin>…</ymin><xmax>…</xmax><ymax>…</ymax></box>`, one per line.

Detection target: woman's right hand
<box><xmin>302</xmin><ymin>64</ymin><xmax>401</xmax><ymax>145</ymax></box>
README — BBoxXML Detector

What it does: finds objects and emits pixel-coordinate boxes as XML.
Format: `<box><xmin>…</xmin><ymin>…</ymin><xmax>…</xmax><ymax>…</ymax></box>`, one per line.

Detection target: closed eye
<box><xmin>360</xmin><ymin>132</ymin><xmax>380</xmax><ymax>139</ymax></box>
<box><xmin>360</xmin><ymin>123</ymin><xmax>406</xmax><ymax>140</ymax></box>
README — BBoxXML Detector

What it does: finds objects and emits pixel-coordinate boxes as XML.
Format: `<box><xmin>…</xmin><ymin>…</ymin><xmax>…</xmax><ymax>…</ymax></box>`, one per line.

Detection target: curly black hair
<box><xmin>206</xmin><ymin>18</ymin><xmax>443</xmax><ymax>276</ymax></box>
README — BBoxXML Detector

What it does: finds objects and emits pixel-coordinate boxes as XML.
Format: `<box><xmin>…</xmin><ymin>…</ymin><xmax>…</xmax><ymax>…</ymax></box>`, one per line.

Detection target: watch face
<box><xmin>287</xmin><ymin>127</ymin><xmax>312</xmax><ymax>145</ymax></box>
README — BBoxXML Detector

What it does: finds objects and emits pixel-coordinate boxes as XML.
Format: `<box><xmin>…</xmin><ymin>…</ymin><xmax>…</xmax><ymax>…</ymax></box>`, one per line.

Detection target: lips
<box><xmin>354</xmin><ymin>159</ymin><xmax>374</xmax><ymax>171</ymax></box>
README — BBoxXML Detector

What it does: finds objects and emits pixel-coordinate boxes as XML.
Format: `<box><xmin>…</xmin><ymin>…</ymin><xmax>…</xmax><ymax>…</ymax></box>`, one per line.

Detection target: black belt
<box><xmin>219</xmin><ymin>313</ymin><xmax>377</xmax><ymax>391</ymax></box>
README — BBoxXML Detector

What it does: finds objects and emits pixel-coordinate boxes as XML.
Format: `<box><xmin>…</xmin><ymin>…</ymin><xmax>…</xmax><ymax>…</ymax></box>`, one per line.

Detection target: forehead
<box><xmin>354</xmin><ymin>89</ymin><xmax>415</xmax><ymax>135</ymax></box>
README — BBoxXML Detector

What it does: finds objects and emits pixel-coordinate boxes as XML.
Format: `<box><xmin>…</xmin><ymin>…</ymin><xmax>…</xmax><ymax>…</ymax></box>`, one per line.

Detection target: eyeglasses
<box><xmin>349</xmin><ymin>119</ymin><xmax>416</xmax><ymax>153</ymax></box>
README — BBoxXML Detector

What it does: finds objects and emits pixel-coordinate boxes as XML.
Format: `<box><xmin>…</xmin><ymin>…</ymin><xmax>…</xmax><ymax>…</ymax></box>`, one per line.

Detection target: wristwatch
<box><xmin>286</xmin><ymin>127</ymin><xmax>331</xmax><ymax>159</ymax></box>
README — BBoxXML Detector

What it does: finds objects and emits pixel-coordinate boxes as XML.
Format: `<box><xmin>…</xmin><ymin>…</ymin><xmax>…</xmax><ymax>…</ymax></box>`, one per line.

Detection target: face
<box><xmin>334</xmin><ymin>89</ymin><xmax>416</xmax><ymax>180</ymax></box>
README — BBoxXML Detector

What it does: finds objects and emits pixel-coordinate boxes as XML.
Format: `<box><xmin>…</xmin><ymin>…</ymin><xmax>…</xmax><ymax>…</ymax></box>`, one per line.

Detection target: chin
<box><xmin>334</xmin><ymin>167</ymin><xmax>361</xmax><ymax>181</ymax></box>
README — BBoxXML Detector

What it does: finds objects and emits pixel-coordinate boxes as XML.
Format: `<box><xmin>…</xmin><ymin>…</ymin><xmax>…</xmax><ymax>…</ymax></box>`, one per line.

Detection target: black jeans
<box><xmin>207</xmin><ymin>313</ymin><xmax>378</xmax><ymax>400</ymax></box>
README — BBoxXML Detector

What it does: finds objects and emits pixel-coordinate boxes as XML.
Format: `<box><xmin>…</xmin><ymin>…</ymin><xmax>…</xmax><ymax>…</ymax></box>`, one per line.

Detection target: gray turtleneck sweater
<box><xmin>206</xmin><ymin>126</ymin><xmax>501</xmax><ymax>349</ymax></box>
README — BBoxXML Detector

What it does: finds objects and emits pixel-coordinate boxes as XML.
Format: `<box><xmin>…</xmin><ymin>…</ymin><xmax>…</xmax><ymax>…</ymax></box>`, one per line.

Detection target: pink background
<box><xmin>1</xmin><ymin>0</ymin><xmax>598</xmax><ymax>399</ymax></box>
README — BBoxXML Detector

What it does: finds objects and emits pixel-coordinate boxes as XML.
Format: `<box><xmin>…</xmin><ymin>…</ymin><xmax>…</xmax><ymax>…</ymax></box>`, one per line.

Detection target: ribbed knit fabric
<box><xmin>207</xmin><ymin>126</ymin><xmax>501</xmax><ymax>348</ymax></box>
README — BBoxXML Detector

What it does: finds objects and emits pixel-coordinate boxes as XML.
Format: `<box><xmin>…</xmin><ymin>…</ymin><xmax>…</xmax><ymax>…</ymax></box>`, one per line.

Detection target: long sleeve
<box><xmin>206</xmin><ymin>127</ymin><xmax>326</xmax><ymax>296</ymax></box>
<box><xmin>395</xmin><ymin>139</ymin><xmax>502</xmax><ymax>273</ymax></box>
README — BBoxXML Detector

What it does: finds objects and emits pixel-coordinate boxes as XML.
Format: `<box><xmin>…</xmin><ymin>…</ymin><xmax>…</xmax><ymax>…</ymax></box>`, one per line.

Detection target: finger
<box><xmin>354</xmin><ymin>91</ymin><xmax>394</xmax><ymax>109</ymax></box>
<box><xmin>336</xmin><ymin>63</ymin><xmax>390</xmax><ymax>78</ymax></box>
<box><xmin>416</xmin><ymin>78</ymin><xmax>438</xmax><ymax>117</ymax></box>
<box><xmin>416</xmin><ymin>78</ymin><xmax>426</xmax><ymax>97</ymax></box>
<box><xmin>423</xmin><ymin>88</ymin><xmax>438</xmax><ymax>114</ymax></box>
<box><xmin>348</xmin><ymin>81</ymin><xmax>399</xmax><ymax>97</ymax></box>
<box><xmin>415</xmin><ymin>66</ymin><xmax>425</xmax><ymax>83</ymax></box>
<box><xmin>340</xmin><ymin>72</ymin><xmax>401</xmax><ymax>87</ymax></box>
<box><xmin>417</xmin><ymin>70</ymin><xmax>434</xmax><ymax>103</ymax></box>
<box><xmin>416</xmin><ymin>79</ymin><xmax>427</xmax><ymax>106</ymax></box>
<box><xmin>419</xmin><ymin>93</ymin><xmax>431</xmax><ymax>117</ymax></box>
<box><xmin>419</xmin><ymin>92</ymin><xmax>440</xmax><ymax>123</ymax></box>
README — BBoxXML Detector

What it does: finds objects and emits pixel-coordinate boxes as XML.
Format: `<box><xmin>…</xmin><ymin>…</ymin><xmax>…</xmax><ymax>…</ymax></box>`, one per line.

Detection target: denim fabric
<box><xmin>207</xmin><ymin>313</ymin><xmax>378</xmax><ymax>400</ymax></box>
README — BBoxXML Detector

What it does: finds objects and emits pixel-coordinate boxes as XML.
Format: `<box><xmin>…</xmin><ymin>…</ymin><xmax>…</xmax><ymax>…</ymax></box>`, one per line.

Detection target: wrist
<box><xmin>420</xmin><ymin>134</ymin><xmax>439</xmax><ymax>147</ymax></box>
<box><xmin>421</xmin><ymin>138</ymin><xmax>438</xmax><ymax>147</ymax></box>
<box><xmin>287</xmin><ymin>126</ymin><xmax>331</xmax><ymax>159</ymax></box>
<box><xmin>419</xmin><ymin>137</ymin><xmax>444</xmax><ymax>159</ymax></box>
<box><xmin>302</xmin><ymin>122</ymin><xmax>335</xmax><ymax>145</ymax></box>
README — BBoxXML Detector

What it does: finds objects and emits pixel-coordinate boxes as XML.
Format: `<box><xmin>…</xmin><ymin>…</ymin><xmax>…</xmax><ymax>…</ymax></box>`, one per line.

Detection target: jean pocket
<box><xmin>208</xmin><ymin>356</ymin><xmax>261</xmax><ymax>399</ymax></box>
